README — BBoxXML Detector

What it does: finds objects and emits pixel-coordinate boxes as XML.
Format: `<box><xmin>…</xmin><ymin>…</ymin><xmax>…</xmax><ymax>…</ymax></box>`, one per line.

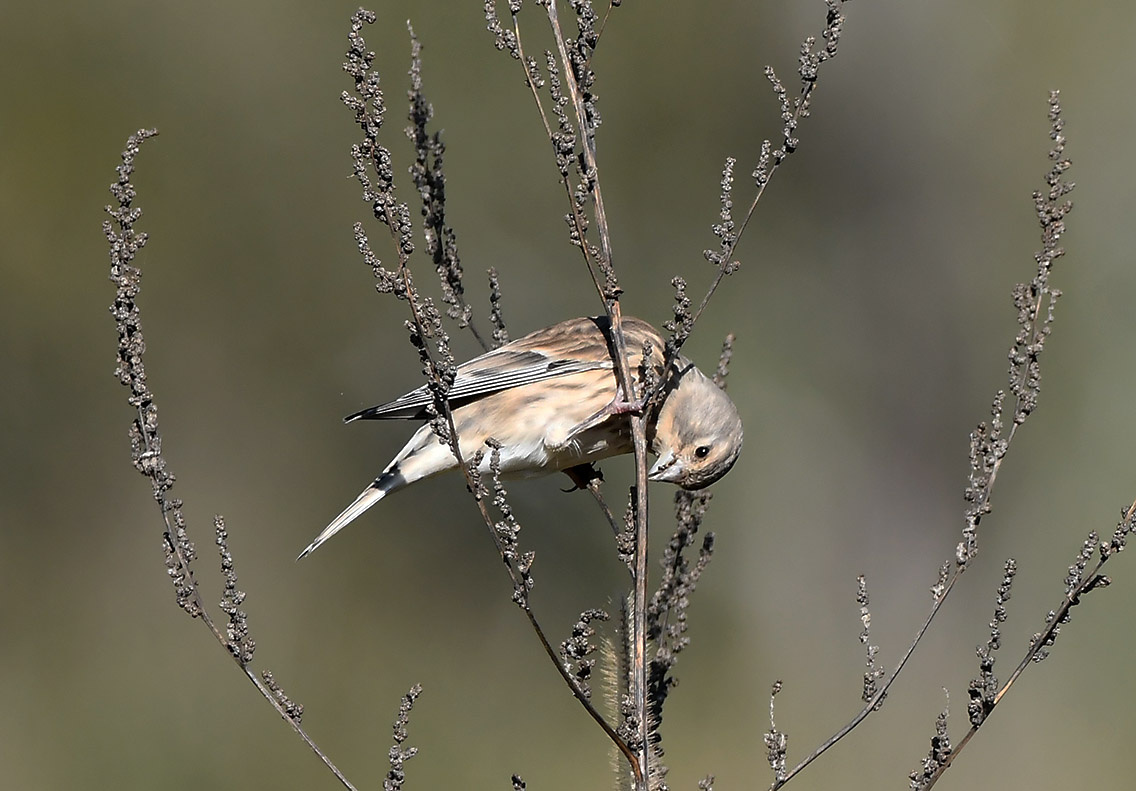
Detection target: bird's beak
<box><xmin>648</xmin><ymin>449</ymin><xmax>684</xmax><ymax>484</ymax></box>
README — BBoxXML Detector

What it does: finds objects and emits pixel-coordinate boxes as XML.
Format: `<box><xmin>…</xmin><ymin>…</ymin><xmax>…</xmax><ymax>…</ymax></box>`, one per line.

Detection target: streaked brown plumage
<box><xmin>299</xmin><ymin>316</ymin><xmax>742</xmax><ymax>558</ymax></box>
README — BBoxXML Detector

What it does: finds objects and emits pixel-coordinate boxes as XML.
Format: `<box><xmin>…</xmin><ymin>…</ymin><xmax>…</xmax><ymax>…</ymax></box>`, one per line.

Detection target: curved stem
<box><xmin>137</xmin><ymin>411</ymin><xmax>360</xmax><ymax>790</ymax></box>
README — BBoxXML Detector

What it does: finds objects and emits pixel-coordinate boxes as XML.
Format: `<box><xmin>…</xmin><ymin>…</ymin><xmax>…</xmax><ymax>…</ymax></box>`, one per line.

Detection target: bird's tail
<box><xmin>297</xmin><ymin>468</ymin><xmax>405</xmax><ymax>560</ymax></box>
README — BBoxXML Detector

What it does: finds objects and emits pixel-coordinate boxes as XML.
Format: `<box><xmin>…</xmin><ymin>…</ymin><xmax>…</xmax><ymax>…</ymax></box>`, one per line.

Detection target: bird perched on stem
<box><xmin>299</xmin><ymin>315</ymin><xmax>742</xmax><ymax>559</ymax></box>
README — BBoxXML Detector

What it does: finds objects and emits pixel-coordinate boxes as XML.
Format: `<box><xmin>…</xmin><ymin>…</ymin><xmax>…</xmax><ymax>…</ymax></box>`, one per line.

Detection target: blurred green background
<box><xmin>3</xmin><ymin>1</ymin><xmax>1135</xmax><ymax>789</ymax></box>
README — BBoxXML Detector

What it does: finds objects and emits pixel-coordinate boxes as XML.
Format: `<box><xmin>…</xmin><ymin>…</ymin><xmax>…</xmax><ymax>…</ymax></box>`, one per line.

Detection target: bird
<box><xmin>298</xmin><ymin>315</ymin><xmax>743</xmax><ymax>559</ymax></box>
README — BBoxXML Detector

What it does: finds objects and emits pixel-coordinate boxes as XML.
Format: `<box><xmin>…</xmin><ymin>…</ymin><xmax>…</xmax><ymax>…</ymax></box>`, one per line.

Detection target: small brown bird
<box><xmin>299</xmin><ymin>316</ymin><xmax>742</xmax><ymax>558</ymax></box>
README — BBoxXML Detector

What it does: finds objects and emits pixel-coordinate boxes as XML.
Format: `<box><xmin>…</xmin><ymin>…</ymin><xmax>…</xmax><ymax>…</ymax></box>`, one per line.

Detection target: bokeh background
<box><xmin>3</xmin><ymin>1</ymin><xmax>1135</xmax><ymax>789</ymax></box>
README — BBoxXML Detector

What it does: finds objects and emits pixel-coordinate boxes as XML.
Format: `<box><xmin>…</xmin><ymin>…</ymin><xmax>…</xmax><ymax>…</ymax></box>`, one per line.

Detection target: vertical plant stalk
<box><xmin>542</xmin><ymin>4</ymin><xmax>651</xmax><ymax>782</ymax></box>
<box><xmin>494</xmin><ymin>0</ymin><xmax>649</xmax><ymax>779</ymax></box>
<box><xmin>344</xmin><ymin>9</ymin><xmax>637</xmax><ymax>773</ymax></box>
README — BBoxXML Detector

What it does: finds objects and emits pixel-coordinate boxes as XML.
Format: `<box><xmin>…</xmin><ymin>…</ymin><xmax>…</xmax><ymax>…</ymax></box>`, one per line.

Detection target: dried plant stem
<box><xmin>586</xmin><ymin>480</ymin><xmax>623</xmax><ymax>538</ymax></box>
<box><xmin>509</xmin><ymin>2</ymin><xmax>650</xmax><ymax>782</ymax></box>
<box><xmin>770</xmin><ymin>575</ymin><xmax>957</xmax><ymax>789</ymax></box>
<box><xmin>773</xmin><ymin>89</ymin><xmax>1071</xmax><ymax>790</ymax></box>
<box><xmin>545</xmin><ymin>2</ymin><xmax>612</xmax><ymax>270</ymax></box>
<box><xmin>686</xmin><ymin>71</ymin><xmax>813</xmax><ymax>329</ymax></box>
<box><xmin>918</xmin><ymin>496</ymin><xmax>1136</xmax><ymax>789</ymax></box>
<box><xmin>105</xmin><ymin>129</ymin><xmax>357</xmax><ymax>791</ymax></box>
<box><xmin>771</xmin><ymin>408</ymin><xmax>1024</xmax><ymax>789</ymax></box>
<box><xmin>407</xmin><ymin>24</ymin><xmax>491</xmax><ymax>352</ymax></box>
<box><xmin>632</xmin><ymin>1</ymin><xmax>850</xmax><ymax>476</ymax></box>
<box><xmin>541</xmin><ymin>4</ymin><xmax>651</xmax><ymax>782</ymax></box>
<box><xmin>511</xmin><ymin>12</ymin><xmax>607</xmax><ymax>301</ymax></box>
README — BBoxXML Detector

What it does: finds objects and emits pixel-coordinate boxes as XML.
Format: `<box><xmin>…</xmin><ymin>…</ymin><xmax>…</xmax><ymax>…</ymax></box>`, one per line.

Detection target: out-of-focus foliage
<box><xmin>3</xmin><ymin>2</ymin><xmax>1135</xmax><ymax>789</ymax></box>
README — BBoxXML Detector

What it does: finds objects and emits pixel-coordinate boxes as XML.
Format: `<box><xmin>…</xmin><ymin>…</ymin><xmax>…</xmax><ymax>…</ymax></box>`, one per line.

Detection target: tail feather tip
<box><xmin>296</xmin><ymin>482</ymin><xmax>390</xmax><ymax>560</ymax></box>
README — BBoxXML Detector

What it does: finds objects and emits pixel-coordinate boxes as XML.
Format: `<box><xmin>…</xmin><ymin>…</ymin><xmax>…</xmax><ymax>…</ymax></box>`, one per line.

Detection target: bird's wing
<box><xmin>344</xmin><ymin>316</ymin><xmax>666</xmax><ymax>422</ymax></box>
<box><xmin>345</xmin><ymin>351</ymin><xmax>613</xmax><ymax>421</ymax></box>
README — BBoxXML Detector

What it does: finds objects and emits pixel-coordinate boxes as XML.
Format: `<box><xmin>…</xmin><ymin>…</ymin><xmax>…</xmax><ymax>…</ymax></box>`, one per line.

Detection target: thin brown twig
<box><xmin>511</xmin><ymin>9</ymin><xmax>610</xmax><ymax>303</ymax></box>
<box><xmin>918</xmin><ymin>496</ymin><xmax>1136</xmax><ymax>789</ymax></box>
<box><xmin>105</xmin><ymin>129</ymin><xmax>358</xmax><ymax>791</ymax></box>
<box><xmin>506</xmin><ymin>2</ymin><xmax>650</xmax><ymax>780</ymax></box>
<box><xmin>406</xmin><ymin>23</ymin><xmax>491</xmax><ymax>352</ymax></box>
<box><xmin>691</xmin><ymin>0</ymin><xmax>847</xmax><ymax>332</ymax></box>
<box><xmin>772</xmin><ymin>399</ymin><xmax>1034</xmax><ymax>789</ymax></box>
<box><xmin>586</xmin><ymin>479</ymin><xmax>623</xmax><ymax>538</ymax></box>
<box><xmin>542</xmin><ymin>4</ymin><xmax>652</xmax><ymax>783</ymax></box>
<box><xmin>773</xmin><ymin>407</ymin><xmax>1026</xmax><ymax>785</ymax></box>
<box><xmin>512</xmin><ymin>15</ymin><xmax>554</xmax><ymax>143</ymax></box>
<box><xmin>771</xmin><ymin>87</ymin><xmax>1071</xmax><ymax>790</ymax></box>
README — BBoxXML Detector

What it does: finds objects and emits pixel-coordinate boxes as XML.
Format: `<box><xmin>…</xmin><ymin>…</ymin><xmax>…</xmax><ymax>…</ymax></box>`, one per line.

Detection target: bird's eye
<box><xmin>695</xmin><ymin>445</ymin><xmax>711</xmax><ymax>459</ymax></box>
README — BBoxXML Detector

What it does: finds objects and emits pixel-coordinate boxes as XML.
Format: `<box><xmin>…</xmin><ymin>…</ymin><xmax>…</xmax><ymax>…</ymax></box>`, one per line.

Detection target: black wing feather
<box><xmin>345</xmin><ymin>355</ymin><xmax>612</xmax><ymax>422</ymax></box>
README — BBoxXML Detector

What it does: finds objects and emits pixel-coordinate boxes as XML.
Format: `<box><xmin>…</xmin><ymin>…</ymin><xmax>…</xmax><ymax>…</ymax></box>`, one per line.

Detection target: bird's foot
<box><xmin>561</xmin><ymin>463</ymin><xmax>604</xmax><ymax>492</ymax></box>
<box><xmin>565</xmin><ymin>385</ymin><xmax>648</xmax><ymax>439</ymax></box>
<box><xmin>606</xmin><ymin>391</ymin><xmax>649</xmax><ymax>416</ymax></box>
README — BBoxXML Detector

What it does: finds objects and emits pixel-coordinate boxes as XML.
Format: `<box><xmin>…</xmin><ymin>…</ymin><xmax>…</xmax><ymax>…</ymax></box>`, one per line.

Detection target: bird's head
<box><xmin>647</xmin><ymin>364</ymin><xmax>743</xmax><ymax>490</ymax></box>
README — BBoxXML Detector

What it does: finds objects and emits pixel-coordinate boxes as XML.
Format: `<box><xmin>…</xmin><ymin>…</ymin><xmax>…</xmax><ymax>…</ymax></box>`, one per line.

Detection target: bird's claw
<box><xmin>566</xmin><ymin>385</ymin><xmax>648</xmax><ymax>438</ymax></box>
<box><xmin>561</xmin><ymin>463</ymin><xmax>604</xmax><ymax>492</ymax></box>
<box><xmin>606</xmin><ymin>393</ymin><xmax>649</xmax><ymax>416</ymax></box>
